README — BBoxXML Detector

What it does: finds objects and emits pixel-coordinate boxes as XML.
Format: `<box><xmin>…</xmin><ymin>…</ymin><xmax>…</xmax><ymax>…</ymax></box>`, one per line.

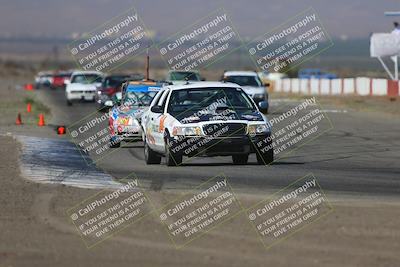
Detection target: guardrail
<box><xmin>274</xmin><ymin>78</ymin><xmax>400</xmax><ymax>97</ymax></box>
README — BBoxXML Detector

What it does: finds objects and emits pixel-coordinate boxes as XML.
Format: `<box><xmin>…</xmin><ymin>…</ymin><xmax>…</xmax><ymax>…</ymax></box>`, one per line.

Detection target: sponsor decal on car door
<box><xmin>149</xmin><ymin>113</ymin><xmax>165</xmax><ymax>151</ymax></box>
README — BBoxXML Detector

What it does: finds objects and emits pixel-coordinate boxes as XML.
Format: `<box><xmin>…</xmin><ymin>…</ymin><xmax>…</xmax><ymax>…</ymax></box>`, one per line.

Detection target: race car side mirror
<box><xmin>104</xmin><ymin>100</ymin><xmax>113</xmax><ymax>107</ymax></box>
<box><xmin>151</xmin><ymin>105</ymin><xmax>163</xmax><ymax>114</ymax></box>
<box><xmin>258</xmin><ymin>101</ymin><xmax>269</xmax><ymax>112</ymax></box>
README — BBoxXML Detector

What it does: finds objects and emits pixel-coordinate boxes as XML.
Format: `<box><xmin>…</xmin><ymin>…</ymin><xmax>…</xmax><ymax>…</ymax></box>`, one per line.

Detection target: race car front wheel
<box><xmin>232</xmin><ymin>154</ymin><xmax>249</xmax><ymax>165</ymax></box>
<box><xmin>109</xmin><ymin>136</ymin><xmax>120</xmax><ymax>148</ymax></box>
<box><xmin>165</xmin><ymin>134</ymin><xmax>182</xmax><ymax>166</ymax></box>
<box><xmin>256</xmin><ymin>149</ymin><xmax>274</xmax><ymax>165</ymax></box>
<box><xmin>109</xmin><ymin>141</ymin><xmax>120</xmax><ymax>148</ymax></box>
<box><xmin>144</xmin><ymin>141</ymin><xmax>161</xmax><ymax>164</ymax></box>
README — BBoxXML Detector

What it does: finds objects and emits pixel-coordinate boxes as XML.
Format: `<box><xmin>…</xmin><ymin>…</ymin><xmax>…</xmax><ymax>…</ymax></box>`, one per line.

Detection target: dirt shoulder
<box><xmin>0</xmin><ymin>76</ymin><xmax>62</xmax><ymax>141</ymax></box>
<box><xmin>271</xmin><ymin>92</ymin><xmax>400</xmax><ymax>116</ymax></box>
<box><xmin>0</xmin><ymin>77</ymin><xmax>51</xmax><ymax>127</ymax></box>
<box><xmin>1</xmin><ymin>134</ymin><xmax>399</xmax><ymax>267</ymax></box>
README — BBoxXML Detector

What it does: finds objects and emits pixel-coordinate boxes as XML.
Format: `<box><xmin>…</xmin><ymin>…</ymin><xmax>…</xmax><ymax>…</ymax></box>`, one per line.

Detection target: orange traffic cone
<box><xmin>57</xmin><ymin>126</ymin><xmax>66</xmax><ymax>135</ymax></box>
<box><xmin>27</xmin><ymin>103</ymin><xmax>32</xmax><ymax>113</ymax></box>
<box><xmin>38</xmin><ymin>114</ymin><xmax>45</xmax><ymax>126</ymax></box>
<box><xmin>16</xmin><ymin>113</ymin><xmax>22</xmax><ymax>125</ymax></box>
<box><xmin>24</xmin><ymin>84</ymin><xmax>34</xmax><ymax>91</ymax></box>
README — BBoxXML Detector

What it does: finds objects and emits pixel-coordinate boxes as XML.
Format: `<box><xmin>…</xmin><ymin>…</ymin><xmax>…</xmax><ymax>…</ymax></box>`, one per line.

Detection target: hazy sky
<box><xmin>0</xmin><ymin>0</ymin><xmax>399</xmax><ymax>39</ymax></box>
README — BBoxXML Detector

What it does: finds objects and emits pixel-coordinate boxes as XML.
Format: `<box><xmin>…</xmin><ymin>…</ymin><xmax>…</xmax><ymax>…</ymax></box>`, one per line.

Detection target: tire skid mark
<box><xmin>16</xmin><ymin>135</ymin><xmax>122</xmax><ymax>190</ymax></box>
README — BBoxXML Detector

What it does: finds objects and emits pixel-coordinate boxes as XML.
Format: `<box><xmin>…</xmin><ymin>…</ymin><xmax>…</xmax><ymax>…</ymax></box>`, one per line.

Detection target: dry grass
<box><xmin>272</xmin><ymin>92</ymin><xmax>400</xmax><ymax>116</ymax></box>
<box><xmin>0</xmin><ymin>76</ymin><xmax>51</xmax><ymax>126</ymax></box>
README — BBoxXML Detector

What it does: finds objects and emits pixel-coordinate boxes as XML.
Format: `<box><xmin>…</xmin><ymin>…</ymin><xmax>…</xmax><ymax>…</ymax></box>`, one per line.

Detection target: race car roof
<box><xmin>164</xmin><ymin>81</ymin><xmax>240</xmax><ymax>91</ymax></box>
<box><xmin>71</xmin><ymin>71</ymin><xmax>103</xmax><ymax>76</ymax></box>
<box><xmin>126</xmin><ymin>82</ymin><xmax>162</xmax><ymax>93</ymax></box>
<box><xmin>128</xmin><ymin>80</ymin><xmax>158</xmax><ymax>85</ymax></box>
<box><xmin>223</xmin><ymin>71</ymin><xmax>258</xmax><ymax>77</ymax></box>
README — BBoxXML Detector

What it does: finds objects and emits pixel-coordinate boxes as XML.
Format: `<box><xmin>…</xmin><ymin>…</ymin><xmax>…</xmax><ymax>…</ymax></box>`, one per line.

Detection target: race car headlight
<box><xmin>247</xmin><ymin>124</ymin><xmax>270</xmax><ymax>135</ymax></box>
<box><xmin>253</xmin><ymin>93</ymin><xmax>265</xmax><ymax>99</ymax></box>
<box><xmin>130</xmin><ymin>118</ymin><xmax>140</xmax><ymax>127</ymax></box>
<box><xmin>172</xmin><ymin>126</ymin><xmax>202</xmax><ymax>136</ymax></box>
<box><xmin>118</xmin><ymin>117</ymin><xmax>140</xmax><ymax>127</ymax></box>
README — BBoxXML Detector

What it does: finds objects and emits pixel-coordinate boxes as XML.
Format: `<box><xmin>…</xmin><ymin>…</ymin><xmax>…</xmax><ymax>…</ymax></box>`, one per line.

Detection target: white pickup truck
<box><xmin>65</xmin><ymin>71</ymin><xmax>103</xmax><ymax>106</ymax></box>
<box><xmin>223</xmin><ymin>71</ymin><xmax>269</xmax><ymax>112</ymax></box>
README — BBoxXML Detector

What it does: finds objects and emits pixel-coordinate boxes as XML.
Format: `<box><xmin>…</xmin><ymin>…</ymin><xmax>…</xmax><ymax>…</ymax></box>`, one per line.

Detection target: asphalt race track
<box><xmin>39</xmin><ymin>88</ymin><xmax>400</xmax><ymax>198</ymax></box>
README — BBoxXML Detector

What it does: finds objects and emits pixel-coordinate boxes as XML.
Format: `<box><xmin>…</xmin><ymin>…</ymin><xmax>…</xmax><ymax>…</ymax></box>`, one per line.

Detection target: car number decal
<box><xmin>159</xmin><ymin>115</ymin><xmax>167</xmax><ymax>132</ymax></box>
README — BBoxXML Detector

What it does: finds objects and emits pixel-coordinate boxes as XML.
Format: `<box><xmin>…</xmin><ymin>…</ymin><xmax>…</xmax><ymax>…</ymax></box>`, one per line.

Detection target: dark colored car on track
<box><xmin>298</xmin><ymin>68</ymin><xmax>337</xmax><ymax>79</ymax></box>
<box><xmin>95</xmin><ymin>74</ymin><xmax>144</xmax><ymax>109</ymax></box>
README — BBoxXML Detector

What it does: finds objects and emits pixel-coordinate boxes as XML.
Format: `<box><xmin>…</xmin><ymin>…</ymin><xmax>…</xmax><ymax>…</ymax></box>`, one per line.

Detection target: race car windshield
<box><xmin>225</xmin><ymin>75</ymin><xmax>262</xmax><ymax>87</ymax></box>
<box><xmin>167</xmin><ymin>87</ymin><xmax>257</xmax><ymax>119</ymax></box>
<box><xmin>103</xmin><ymin>76</ymin><xmax>130</xmax><ymax>87</ymax></box>
<box><xmin>71</xmin><ymin>74</ymin><xmax>102</xmax><ymax>84</ymax></box>
<box><xmin>123</xmin><ymin>91</ymin><xmax>157</xmax><ymax>107</ymax></box>
<box><xmin>169</xmin><ymin>71</ymin><xmax>200</xmax><ymax>81</ymax></box>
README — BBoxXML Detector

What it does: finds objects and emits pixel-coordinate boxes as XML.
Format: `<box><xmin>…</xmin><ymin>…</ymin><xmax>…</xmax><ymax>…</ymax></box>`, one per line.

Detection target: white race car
<box><xmin>166</xmin><ymin>70</ymin><xmax>204</xmax><ymax>85</ymax></box>
<box><xmin>222</xmin><ymin>71</ymin><xmax>269</xmax><ymax>112</ymax></box>
<box><xmin>141</xmin><ymin>82</ymin><xmax>273</xmax><ymax>166</ymax></box>
<box><xmin>34</xmin><ymin>71</ymin><xmax>54</xmax><ymax>88</ymax></box>
<box><xmin>65</xmin><ymin>71</ymin><xmax>103</xmax><ymax>106</ymax></box>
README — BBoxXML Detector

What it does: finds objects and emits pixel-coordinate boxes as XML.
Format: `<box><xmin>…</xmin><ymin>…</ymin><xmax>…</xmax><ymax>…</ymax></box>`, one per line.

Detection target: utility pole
<box><xmin>385</xmin><ymin>11</ymin><xmax>400</xmax><ymax>80</ymax></box>
<box><xmin>145</xmin><ymin>46</ymin><xmax>150</xmax><ymax>80</ymax></box>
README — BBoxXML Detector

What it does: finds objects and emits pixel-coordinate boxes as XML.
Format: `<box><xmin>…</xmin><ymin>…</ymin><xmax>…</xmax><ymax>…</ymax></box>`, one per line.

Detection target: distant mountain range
<box><xmin>0</xmin><ymin>0</ymin><xmax>398</xmax><ymax>39</ymax></box>
<box><xmin>0</xmin><ymin>36</ymin><xmax>385</xmax><ymax>75</ymax></box>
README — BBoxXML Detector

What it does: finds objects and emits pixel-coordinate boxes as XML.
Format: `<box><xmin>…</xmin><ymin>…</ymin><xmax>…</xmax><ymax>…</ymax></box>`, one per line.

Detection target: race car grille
<box><xmin>71</xmin><ymin>90</ymin><xmax>95</xmax><ymax>94</ymax></box>
<box><xmin>202</xmin><ymin>123</ymin><xmax>247</xmax><ymax>137</ymax></box>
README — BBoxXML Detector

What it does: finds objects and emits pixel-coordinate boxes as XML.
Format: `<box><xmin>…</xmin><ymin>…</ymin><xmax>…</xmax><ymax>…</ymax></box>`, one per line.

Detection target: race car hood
<box><xmin>241</xmin><ymin>86</ymin><xmax>265</xmax><ymax>96</ymax></box>
<box><xmin>178</xmin><ymin>109</ymin><xmax>264</xmax><ymax>124</ymax></box>
<box><xmin>111</xmin><ymin>106</ymin><xmax>148</xmax><ymax>121</ymax></box>
<box><xmin>66</xmin><ymin>83</ymin><xmax>98</xmax><ymax>92</ymax></box>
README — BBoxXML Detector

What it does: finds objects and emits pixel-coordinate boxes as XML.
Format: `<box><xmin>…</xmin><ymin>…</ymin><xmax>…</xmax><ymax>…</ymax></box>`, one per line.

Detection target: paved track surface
<box><xmin>39</xmin><ymin>87</ymin><xmax>400</xmax><ymax>198</ymax></box>
<box><xmin>2</xmin><ymin>86</ymin><xmax>400</xmax><ymax>267</ymax></box>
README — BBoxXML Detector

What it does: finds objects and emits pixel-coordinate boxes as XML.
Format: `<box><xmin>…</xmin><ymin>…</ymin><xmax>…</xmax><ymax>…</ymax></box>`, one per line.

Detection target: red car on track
<box><xmin>51</xmin><ymin>71</ymin><xmax>72</xmax><ymax>89</ymax></box>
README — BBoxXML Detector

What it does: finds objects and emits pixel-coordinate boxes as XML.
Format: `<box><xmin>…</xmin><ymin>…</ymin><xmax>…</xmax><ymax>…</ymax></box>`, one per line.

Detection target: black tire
<box><xmin>256</xmin><ymin>148</ymin><xmax>274</xmax><ymax>165</ymax></box>
<box><xmin>109</xmin><ymin>138</ymin><xmax>120</xmax><ymax>148</ymax></box>
<box><xmin>67</xmin><ymin>100</ymin><xmax>72</xmax><ymax>106</ymax></box>
<box><xmin>144</xmin><ymin>141</ymin><xmax>161</xmax><ymax>164</ymax></box>
<box><xmin>232</xmin><ymin>154</ymin><xmax>249</xmax><ymax>165</ymax></box>
<box><xmin>141</xmin><ymin>128</ymin><xmax>146</xmax><ymax>142</ymax></box>
<box><xmin>98</xmin><ymin>105</ymin><xmax>107</xmax><ymax>112</ymax></box>
<box><xmin>165</xmin><ymin>135</ymin><xmax>182</xmax><ymax>166</ymax></box>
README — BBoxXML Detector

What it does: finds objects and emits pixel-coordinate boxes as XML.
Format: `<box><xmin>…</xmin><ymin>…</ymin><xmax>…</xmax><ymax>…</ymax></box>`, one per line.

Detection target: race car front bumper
<box><xmin>66</xmin><ymin>91</ymin><xmax>96</xmax><ymax>101</ymax></box>
<box><xmin>95</xmin><ymin>93</ymin><xmax>111</xmax><ymax>106</ymax></box>
<box><xmin>111</xmin><ymin>125</ymin><xmax>142</xmax><ymax>142</ymax></box>
<box><xmin>169</xmin><ymin>134</ymin><xmax>271</xmax><ymax>157</ymax></box>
